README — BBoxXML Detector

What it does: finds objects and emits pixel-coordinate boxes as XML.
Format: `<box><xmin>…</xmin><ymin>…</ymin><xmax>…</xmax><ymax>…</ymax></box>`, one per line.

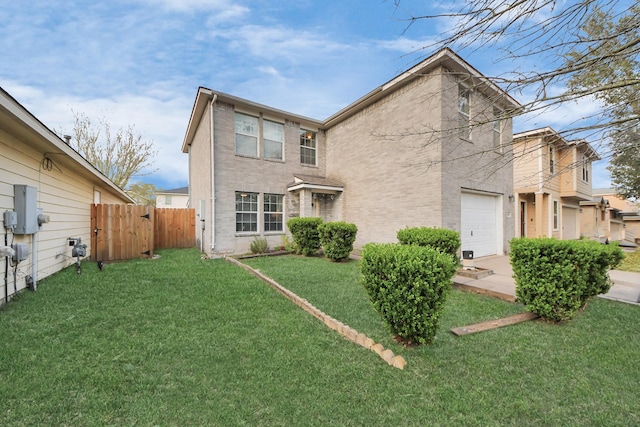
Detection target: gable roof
<box><xmin>156</xmin><ymin>186</ymin><xmax>188</xmax><ymax>195</ymax></box>
<box><xmin>181</xmin><ymin>88</ymin><xmax>322</xmax><ymax>153</ymax></box>
<box><xmin>514</xmin><ymin>126</ymin><xmax>600</xmax><ymax>160</ymax></box>
<box><xmin>324</xmin><ymin>48</ymin><xmax>522</xmax><ymax>128</ymax></box>
<box><xmin>0</xmin><ymin>87</ymin><xmax>134</xmax><ymax>203</ymax></box>
<box><xmin>182</xmin><ymin>48</ymin><xmax>523</xmax><ymax>153</ymax></box>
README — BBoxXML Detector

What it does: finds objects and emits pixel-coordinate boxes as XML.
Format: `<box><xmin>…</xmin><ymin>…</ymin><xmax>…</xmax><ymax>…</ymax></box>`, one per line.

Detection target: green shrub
<box><xmin>397</xmin><ymin>227</ymin><xmax>461</xmax><ymax>260</ymax></box>
<box><xmin>318</xmin><ymin>222</ymin><xmax>358</xmax><ymax>262</ymax></box>
<box><xmin>359</xmin><ymin>243</ymin><xmax>457</xmax><ymax>345</ymax></box>
<box><xmin>249</xmin><ymin>237</ymin><xmax>269</xmax><ymax>254</ymax></box>
<box><xmin>287</xmin><ymin>217</ymin><xmax>323</xmax><ymax>256</ymax></box>
<box><xmin>510</xmin><ymin>238</ymin><xmax>624</xmax><ymax>321</ymax></box>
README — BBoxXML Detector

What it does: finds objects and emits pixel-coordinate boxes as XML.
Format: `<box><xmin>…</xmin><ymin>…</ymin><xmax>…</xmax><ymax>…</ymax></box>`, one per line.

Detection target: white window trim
<box><xmin>235</xmin><ymin>191</ymin><xmax>260</xmax><ymax>235</ymax></box>
<box><xmin>263</xmin><ymin>119</ymin><xmax>284</xmax><ymax>161</ymax></box>
<box><xmin>552</xmin><ymin>199</ymin><xmax>559</xmax><ymax>231</ymax></box>
<box><xmin>234</xmin><ymin>112</ymin><xmax>260</xmax><ymax>158</ymax></box>
<box><xmin>458</xmin><ymin>84</ymin><xmax>471</xmax><ymax>141</ymax></box>
<box><xmin>300</xmin><ymin>129</ymin><xmax>318</xmax><ymax>166</ymax></box>
<box><xmin>263</xmin><ymin>193</ymin><xmax>285</xmax><ymax>234</ymax></box>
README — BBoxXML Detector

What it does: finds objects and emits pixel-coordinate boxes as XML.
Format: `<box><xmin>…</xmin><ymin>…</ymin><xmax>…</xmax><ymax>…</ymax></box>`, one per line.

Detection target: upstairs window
<box><xmin>458</xmin><ymin>84</ymin><xmax>471</xmax><ymax>140</ymax></box>
<box><xmin>235</xmin><ymin>113</ymin><xmax>259</xmax><ymax>157</ymax></box>
<box><xmin>582</xmin><ymin>154</ymin><xmax>589</xmax><ymax>182</ymax></box>
<box><xmin>264</xmin><ymin>194</ymin><xmax>283</xmax><ymax>232</ymax></box>
<box><xmin>235</xmin><ymin>192</ymin><xmax>258</xmax><ymax>232</ymax></box>
<box><xmin>263</xmin><ymin>120</ymin><xmax>284</xmax><ymax>160</ymax></box>
<box><xmin>493</xmin><ymin>108</ymin><xmax>502</xmax><ymax>149</ymax></box>
<box><xmin>549</xmin><ymin>146</ymin><xmax>556</xmax><ymax>174</ymax></box>
<box><xmin>300</xmin><ymin>130</ymin><xmax>317</xmax><ymax>166</ymax></box>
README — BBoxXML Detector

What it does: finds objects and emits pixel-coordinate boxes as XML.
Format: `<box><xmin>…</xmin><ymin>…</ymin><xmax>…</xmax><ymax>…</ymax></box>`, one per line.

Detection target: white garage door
<box><xmin>562</xmin><ymin>206</ymin><xmax>578</xmax><ymax>240</ymax></box>
<box><xmin>461</xmin><ymin>192</ymin><xmax>499</xmax><ymax>258</ymax></box>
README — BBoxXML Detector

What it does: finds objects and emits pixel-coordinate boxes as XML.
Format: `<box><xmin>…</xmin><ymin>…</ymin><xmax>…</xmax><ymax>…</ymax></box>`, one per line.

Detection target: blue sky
<box><xmin>0</xmin><ymin>0</ymin><xmax>612</xmax><ymax>190</ymax></box>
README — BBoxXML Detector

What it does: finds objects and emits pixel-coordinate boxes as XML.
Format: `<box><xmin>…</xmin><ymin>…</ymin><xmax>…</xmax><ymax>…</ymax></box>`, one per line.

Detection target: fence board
<box><xmin>154</xmin><ymin>208</ymin><xmax>196</xmax><ymax>249</ymax></box>
<box><xmin>91</xmin><ymin>205</ymin><xmax>195</xmax><ymax>261</ymax></box>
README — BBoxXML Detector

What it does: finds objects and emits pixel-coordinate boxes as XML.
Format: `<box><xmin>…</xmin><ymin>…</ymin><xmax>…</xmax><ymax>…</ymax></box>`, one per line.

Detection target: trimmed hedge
<box><xmin>318</xmin><ymin>221</ymin><xmax>358</xmax><ymax>262</ymax></box>
<box><xmin>287</xmin><ymin>217</ymin><xmax>323</xmax><ymax>256</ymax></box>
<box><xmin>397</xmin><ymin>227</ymin><xmax>461</xmax><ymax>260</ymax></box>
<box><xmin>510</xmin><ymin>238</ymin><xmax>624</xmax><ymax>321</ymax></box>
<box><xmin>359</xmin><ymin>243</ymin><xmax>457</xmax><ymax>345</ymax></box>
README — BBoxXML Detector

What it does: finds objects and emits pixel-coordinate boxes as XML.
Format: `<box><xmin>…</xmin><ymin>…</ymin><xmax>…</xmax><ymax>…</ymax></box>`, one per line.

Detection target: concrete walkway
<box><xmin>454</xmin><ymin>255</ymin><xmax>640</xmax><ymax>305</ymax></box>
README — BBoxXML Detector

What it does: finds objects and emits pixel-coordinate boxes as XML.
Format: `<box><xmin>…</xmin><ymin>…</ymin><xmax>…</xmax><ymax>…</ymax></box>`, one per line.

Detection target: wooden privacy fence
<box><xmin>91</xmin><ymin>204</ymin><xmax>196</xmax><ymax>262</ymax></box>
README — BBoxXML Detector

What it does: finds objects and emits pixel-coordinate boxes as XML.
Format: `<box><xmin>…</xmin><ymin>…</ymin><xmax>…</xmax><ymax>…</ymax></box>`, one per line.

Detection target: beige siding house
<box><xmin>155</xmin><ymin>187</ymin><xmax>189</xmax><ymax>208</ymax></box>
<box><xmin>0</xmin><ymin>87</ymin><xmax>133</xmax><ymax>304</ymax></box>
<box><xmin>583</xmin><ymin>188</ymin><xmax>640</xmax><ymax>245</ymax></box>
<box><xmin>182</xmin><ymin>49</ymin><xmax>520</xmax><ymax>257</ymax></box>
<box><xmin>513</xmin><ymin>127</ymin><xmax>599</xmax><ymax>240</ymax></box>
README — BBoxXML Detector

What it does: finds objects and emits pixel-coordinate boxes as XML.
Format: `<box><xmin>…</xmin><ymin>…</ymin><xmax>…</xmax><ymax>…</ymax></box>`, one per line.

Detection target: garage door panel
<box><xmin>461</xmin><ymin>193</ymin><xmax>498</xmax><ymax>258</ymax></box>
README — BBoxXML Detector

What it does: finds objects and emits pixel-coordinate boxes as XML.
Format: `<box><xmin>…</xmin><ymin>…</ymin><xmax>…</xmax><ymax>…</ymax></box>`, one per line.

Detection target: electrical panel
<box><xmin>11</xmin><ymin>243</ymin><xmax>29</xmax><ymax>262</ymax></box>
<box><xmin>14</xmin><ymin>185</ymin><xmax>38</xmax><ymax>234</ymax></box>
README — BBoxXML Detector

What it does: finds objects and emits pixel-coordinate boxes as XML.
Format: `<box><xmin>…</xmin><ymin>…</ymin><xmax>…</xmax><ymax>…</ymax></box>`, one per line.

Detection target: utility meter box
<box><xmin>11</xmin><ymin>243</ymin><xmax>29</xmax><ymax>262</ymax></box>
<box><xmin>14</xmin><ymin>185</ymin><xmax>38</xmax><ymax>235</ymax></box>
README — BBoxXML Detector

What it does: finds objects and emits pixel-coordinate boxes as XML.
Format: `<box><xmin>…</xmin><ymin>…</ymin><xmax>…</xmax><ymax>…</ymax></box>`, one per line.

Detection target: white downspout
<box><xmin>210</xmin><ymin>94</ymin><xmax>217</xmax><ymax>251</ymax></box>
<box><xmin>32</xmin><ymin>233</ymin><xmax>38</xmax><ymax>291</ymax></box>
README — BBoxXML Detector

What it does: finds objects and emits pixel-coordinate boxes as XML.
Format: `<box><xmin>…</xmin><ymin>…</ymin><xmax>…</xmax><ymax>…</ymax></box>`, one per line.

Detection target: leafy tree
<box><xmin>608</xmin><ymin>129</ymin><xmax>640</xmax><ymax>200</ymax></box>
<box><xmin>565</xmin><ymin>5</ymin><xmax>640</xmax><ymax>200</ymax></box>
<box><xmin>394</xmin><ymin>0</ymin><xmax>639</xmax><ymax>172</ymax></box>
<box><xmin>64</xmin><ymin>112</ymin><xmax>157</xmax><ymax>189</ymax></box>
<box><xmin>127</xmin><ymin>181</ymin><xmax>160</xmax><ymax>206</ymax></box>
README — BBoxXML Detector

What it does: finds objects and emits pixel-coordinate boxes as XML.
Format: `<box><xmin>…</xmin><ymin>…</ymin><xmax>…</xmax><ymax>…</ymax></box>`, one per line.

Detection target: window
<box><xmin>263</xmin><ymin>120</ymin><xmax>284</xmax><ymax>160</ymax></box>
<box><xmin>165</xmin><ymin>195</ymin><xmax>172</xmax><ymax>205</ymax></box>
<box><xmin>235</xmin><ymin>192</ymin><xmax>258</xmax><ymax>232</ymax></box>
<box><xmin>458</xmin><ymin>84</ymin><xmax>470</xmax><ymax>140</ymax></box>
<box><xmin>300</xmin><ymin>130</ymin><xmax>317</xmax><ymax>166</ymax></box>
<box><xmin>582</xmin><ymin>154</ymin><xmax>589</xmax><ymax>182</ymax></box>
<box><xmin>264</xmin><ymin>194</ymin><xmax>283</xmax><ymax>232</ymax></box>
<box><xmin>235</xmin><ymin>113</ymin><xmax>259</xmax><ymax>157</ymax></box>
<box><xmin>549</xmin><ymin>146</ymin><xmax>556</xmax><ymax>174</ymax></box>
<box><xmin>493</xmin><ymin>108</ymin><xmax>502</xmax><ymax>149</ymax></box>
<box><xmin>553</xmin><ymin>200</ymin><xmax>559</xmax><ymax>230</ymax></box>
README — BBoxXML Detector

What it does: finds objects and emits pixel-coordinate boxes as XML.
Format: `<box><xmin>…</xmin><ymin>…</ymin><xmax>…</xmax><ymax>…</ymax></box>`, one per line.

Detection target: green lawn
<box><xmin>618</xmin><ymin>248</ymin><xmax>640</xmax><ymax>272</ymax></box>
<box><xmin>0</xmin><ymin>249</ymin><xmax>638</xmax><ymax>426</ymax></box>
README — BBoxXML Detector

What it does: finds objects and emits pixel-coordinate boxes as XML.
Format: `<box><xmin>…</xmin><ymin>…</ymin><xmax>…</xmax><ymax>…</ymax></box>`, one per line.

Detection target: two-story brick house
<box><xmin>512</xmin><ymin>127</ymin><xmax>599</xmax><ymax>239</ymax></box>
<box><xmin>182</xmin><ymin>48</ymin><xmax>521</xmax><ymax>257</ymax></box>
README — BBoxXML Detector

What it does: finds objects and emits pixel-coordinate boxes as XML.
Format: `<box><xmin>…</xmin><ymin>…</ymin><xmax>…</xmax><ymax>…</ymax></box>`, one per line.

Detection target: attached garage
<box><xmin>460</xmin><ymin>191</ymin><xmax>502</xmax><ymax>258</ymax></box>
<box><xmin>561</xmin><ymin>206</ymin><xmax>579</xmax><ymax>240</ymax></box>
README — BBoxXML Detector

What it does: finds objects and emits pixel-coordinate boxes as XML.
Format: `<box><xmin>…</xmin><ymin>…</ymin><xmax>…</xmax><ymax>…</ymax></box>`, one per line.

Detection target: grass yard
<box><xmin>618</xmin><ymin>248</ymin><xmax>640</xmax><ymax>272</ymax></box>
<box><xmin>1</xmin><ymin>249</ymin><xmax>638</xmax><ymax>426</ymax></box>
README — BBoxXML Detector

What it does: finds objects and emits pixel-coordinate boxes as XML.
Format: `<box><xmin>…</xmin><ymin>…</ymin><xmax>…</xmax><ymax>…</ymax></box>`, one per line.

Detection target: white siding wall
<box><xmin>1</xmin><ymin>128</ymin><xmax>128</xmax><ymax>302</ymax></box>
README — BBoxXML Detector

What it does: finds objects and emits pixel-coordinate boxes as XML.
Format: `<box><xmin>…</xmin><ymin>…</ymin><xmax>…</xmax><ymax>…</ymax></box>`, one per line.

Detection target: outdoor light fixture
<box><xmin>508</xmin><ymin>195</ymin><xmax>515</xmax><ymax>202</ymax></box>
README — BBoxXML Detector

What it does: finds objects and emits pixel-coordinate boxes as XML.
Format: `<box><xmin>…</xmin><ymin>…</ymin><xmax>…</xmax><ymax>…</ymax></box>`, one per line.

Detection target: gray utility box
<box><xmin>14</xmin><ymin>185</ymin><xmax>38</xmax><ymax>235</ymax></box>
<box><xmin>11</xmin><ymin>243</ymin><xmax>29</xmax><ymax>262</ymax></box>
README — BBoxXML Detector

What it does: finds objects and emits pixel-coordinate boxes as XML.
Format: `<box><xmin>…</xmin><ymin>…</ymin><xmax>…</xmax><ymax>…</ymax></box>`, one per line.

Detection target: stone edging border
<box><xmin>225</xmin><ymin>256</ymin><xmax>407</xmax><ymax>370</ymax></box>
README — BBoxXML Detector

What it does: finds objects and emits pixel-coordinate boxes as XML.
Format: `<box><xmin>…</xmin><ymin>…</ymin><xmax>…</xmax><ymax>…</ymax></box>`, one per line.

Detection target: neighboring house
<box><xmin>182</xmin><ymin>48</ymin><xmax>520</xmax><ymax>258</ymax></box>
<box><xmin>589</xmin><ymin>188</ymin><xmax>640</xmax><ymax>245</ymax></box>
<box><xmin>579</xmin><ymin>196</ymin><xmax>625</xmax><ymax>242</ymax></box>
<box><xmin>0</xmin><ymin>87</ymin><xmax>134</xmax><ymax>303</ymax></box>
<box><xmin>156</xmin><ymin>186</ymin><xmax>189</xmax><ymax>208</ymax></box>
<box><xmin>513</xmin><ymin>127</ymin><xmax>599</xmax><ymax>240</ymax></box>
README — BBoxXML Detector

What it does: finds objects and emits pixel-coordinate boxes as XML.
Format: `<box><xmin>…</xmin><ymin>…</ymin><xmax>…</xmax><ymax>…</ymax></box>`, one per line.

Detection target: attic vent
<box><xmin>63</xmin><ymin>135</ymin><xmax>71</xmax><ymax>144</ymax></box>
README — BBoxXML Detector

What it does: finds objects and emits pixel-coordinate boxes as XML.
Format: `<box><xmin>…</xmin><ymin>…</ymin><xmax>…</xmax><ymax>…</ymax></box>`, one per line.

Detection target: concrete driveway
<box><xmin>455</xmin><ymin>255</ymin><xmax>640</xmax><ymax>305</ymax></box>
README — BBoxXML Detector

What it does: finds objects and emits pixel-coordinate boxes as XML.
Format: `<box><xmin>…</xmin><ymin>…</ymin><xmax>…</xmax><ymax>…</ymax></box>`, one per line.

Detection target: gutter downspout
<box><xmin>32</xmin><ymin>233</ymin><xmax>38</xmax><ymax>291</ymax></box>
<box><xmin>210</xmin><ymin>94</ymin><xmax>217</xmax><ymax>251</ymax></box>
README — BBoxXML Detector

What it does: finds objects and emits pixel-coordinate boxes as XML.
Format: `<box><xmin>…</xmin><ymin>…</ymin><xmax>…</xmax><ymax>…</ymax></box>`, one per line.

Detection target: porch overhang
<box><xmin>287</xmin><ymin>175</ymin><xmax>344</xmax><ymax>194</ymax></box>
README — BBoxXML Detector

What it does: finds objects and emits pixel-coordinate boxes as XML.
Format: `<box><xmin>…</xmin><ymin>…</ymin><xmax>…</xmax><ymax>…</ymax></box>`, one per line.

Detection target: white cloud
<box><xmin>2</xmin><ymin>79</ymin><xmax>192</xmax><ymax>189</ymax></box>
